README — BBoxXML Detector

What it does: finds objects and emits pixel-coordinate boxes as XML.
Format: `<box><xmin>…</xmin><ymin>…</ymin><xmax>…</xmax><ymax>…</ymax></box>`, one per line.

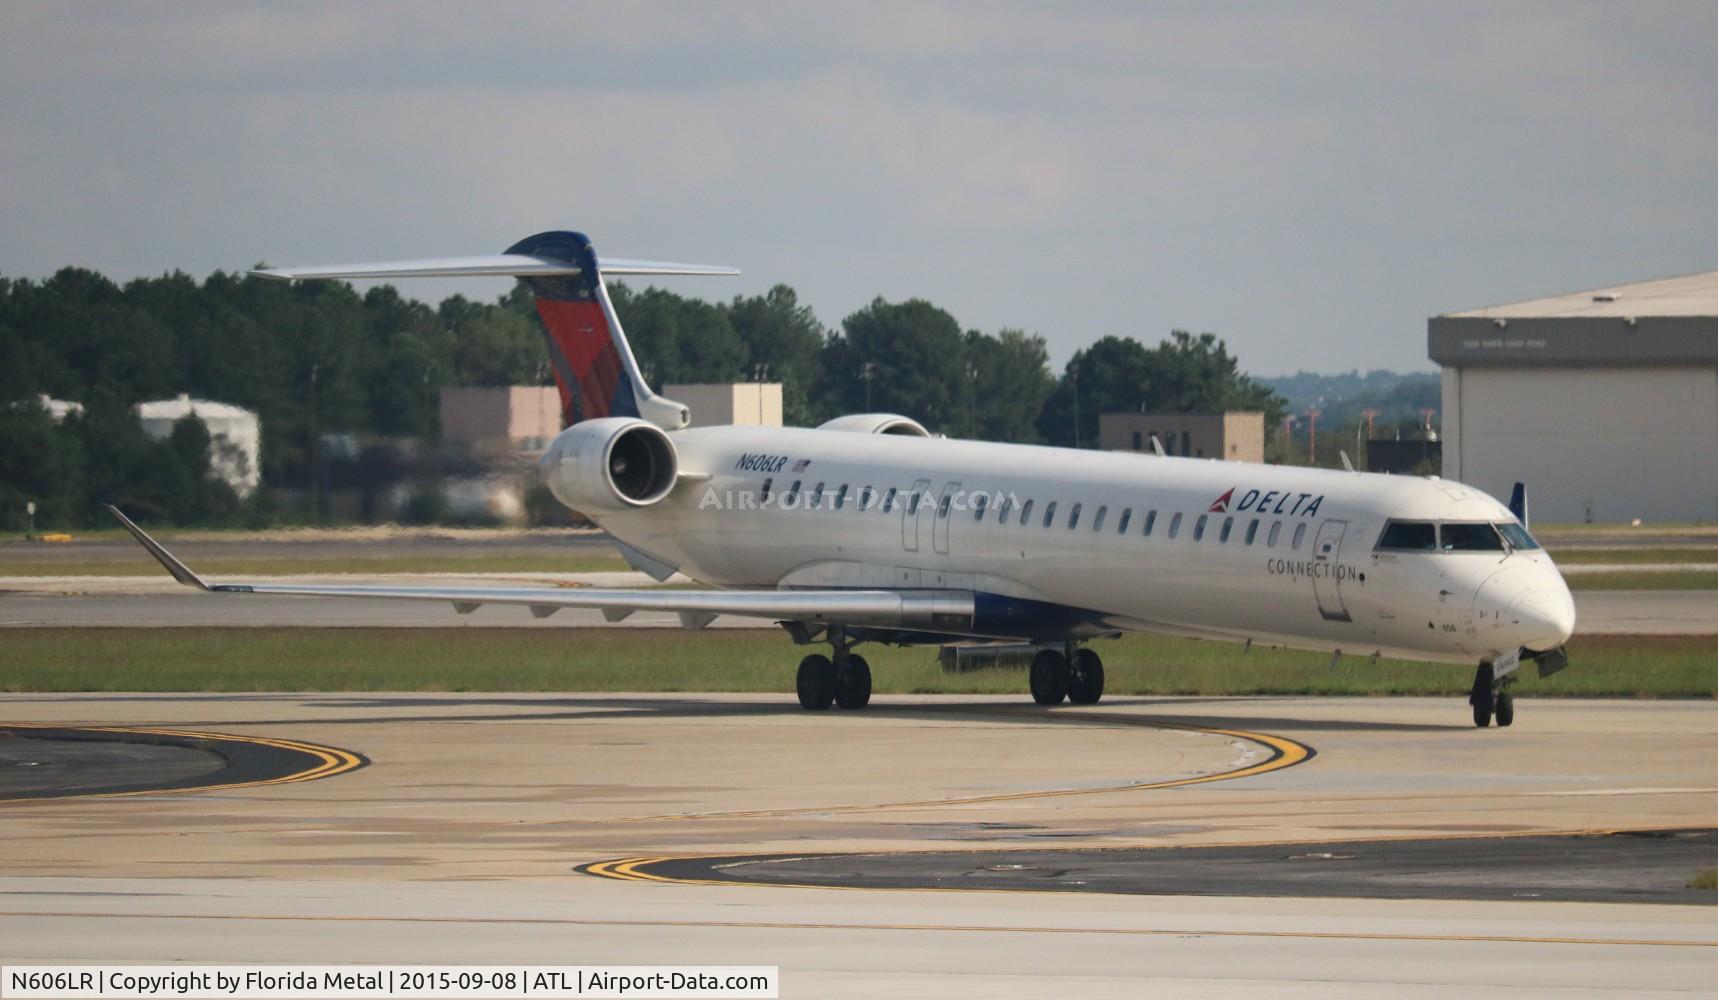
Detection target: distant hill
<box><xmin>1257</xmin><ymin>370</ymin><xmax>1440</xmax><ymax>435</ymax></box>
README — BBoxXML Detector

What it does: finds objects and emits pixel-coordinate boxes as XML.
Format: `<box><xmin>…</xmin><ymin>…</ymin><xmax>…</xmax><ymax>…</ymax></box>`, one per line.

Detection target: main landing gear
<box><xmin>1468</xmin><ymin>662</ymin><xmax>1515</xmax><ymax>728</ymax></box>
<box><xmin>795</xmin><ymin>628</ymin><xmax>872</xmax><ymax>711</ymax></box>
<box><xmin>1028</xmin><ymin>645</ymin><xmax>1105</xmax><ymax>706</ymax></box>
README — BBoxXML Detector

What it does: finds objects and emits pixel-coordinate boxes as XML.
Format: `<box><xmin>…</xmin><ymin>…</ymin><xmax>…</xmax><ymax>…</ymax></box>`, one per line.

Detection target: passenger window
<box><xmin>1442</xmin><ymin>522</ymin><xmax>1505</xmax><ymax>552</ymax></box>
<box><xmin>1068</xmin><ymin>503</ymin><xmax>1082</xmax><ymax>530</ymax></box>
<box><xmin>1194</xmin><ymin>514</ymin><xmax>1208</xmax><ymax>541</ymax></box>
<box><xmin>1267</xmin><ymin>521</ymin><xmax>1281</xmax><ymax>547</ymax></box>
<box><xmin>1292</xmin><ymin>523</ymin><xmax>1307</xmax><ymax>550</ymax></box>
<box><xmin>882</xmin><ymin>487</ymin><xmax>898</xmax><ymax>513</ymax></box>
<box><xmin>996</xmin><ymin>495</ymin><xmax>1012</xmax><ymax>522</ymax></box>
<box><xmin>1168</xmin><ymin>512</ymin><xmax>1183</xmax><ymax>538</ymax></box>
<box><xmin>810</xmin><ymin>481</ymin><xmax>825</xmax><ymax>510</ymax></box>
<box><xmin>1219</xmin><ymin>516</ymin><xmax>1233</xmax><ymax>543</ymax></box>
<box><xmin>1245</xmin><ymin>519</ymin><xmax>1259</xmax><ymax>545</ymax></box>
<box><xmin>938</xmin><ymin>492</ymin><xmax>953</xmax><ymax>519</ymax></box>
<box><xmin>786</xmin><ymin>480</ymin><xmax>801</xmax><ymax>505</ymax></box>
<box><xmin>761</xmin><ymin>478</ymin><xmax>773</xmax><ymax>503</ymax></box>
<box><xmin>1092</xmin><ymin>506</ymin><xmax>1106</xmax><ymax>532</ymax></box>
<box><xmin>1144</xmin><ymin>510</ymin><xmax>1157</xmax><ymax>537</ymax></box>
<box><xmin>1020</xmin><ymin>499</ymin><xmax>1035</xmax><ymax>525</ymax></box>
<box><xmin>1042</xmin><ymin>501</ymin><xmax>1058</xmax><ymax>528</ymax></box>
<box><xmin>834</xmin><ymin>484</ymin><xmax>848</xmax><ymax>510</ymax></box>
<box><xmin>1377</xmin><ymin>521</ymin><xmax>1437</xmax><ymax>552</ymax></box>
<box><xmin>1117</xmin><ymin>508</ymin><xmax>1132</xmax><ymax>534</ymax></box>
<box><xmin>973</xmin><ymin>493</ymin><xmax>988</xmax><ymax>522</ymax></box>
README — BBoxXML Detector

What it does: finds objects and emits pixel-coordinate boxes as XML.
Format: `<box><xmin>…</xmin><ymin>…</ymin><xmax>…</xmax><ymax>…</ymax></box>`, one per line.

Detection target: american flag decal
<box><xmin>792</xmin><ymin>459</ymin><xmax>811</xmax><ymax>473</ymax></box>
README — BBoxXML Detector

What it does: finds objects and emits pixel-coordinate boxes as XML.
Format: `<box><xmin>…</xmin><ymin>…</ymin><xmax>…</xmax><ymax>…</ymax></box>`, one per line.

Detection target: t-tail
<box><xmin>253</xmin><ymin>230</ymin><xmax>738</xmax><ymax>431</ymax></box>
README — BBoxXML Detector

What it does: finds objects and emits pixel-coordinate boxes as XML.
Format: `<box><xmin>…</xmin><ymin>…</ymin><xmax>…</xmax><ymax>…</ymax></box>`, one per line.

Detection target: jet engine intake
<box><xmin>540</xmin><ymin>417</ymin><xmax>679</xmax><ymax>512</ymax></box>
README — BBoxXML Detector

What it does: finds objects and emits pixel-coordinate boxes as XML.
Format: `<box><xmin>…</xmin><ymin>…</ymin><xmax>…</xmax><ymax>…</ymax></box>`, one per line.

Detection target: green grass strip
<box><xmin>0</xmin><ymin>629</ymin><xmax>1711</xmax><ymax>697</ymax></box>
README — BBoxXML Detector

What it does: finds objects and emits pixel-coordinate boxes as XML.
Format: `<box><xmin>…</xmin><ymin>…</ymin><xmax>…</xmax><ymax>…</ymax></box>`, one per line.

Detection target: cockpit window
<box><xmin>1441</xmin><ymin>522</ymin><xmax>1505</xmax><ymax>552</ymax></box>
<box><xmin>1495</xmin><ymin>522</ymin><xmax>1542</xmax><ymax>550</ymax></box>
<box><xmin>1376</xmin><ymin>520</ymin><xmax>1436</xmax><ymax>551</ymax></box>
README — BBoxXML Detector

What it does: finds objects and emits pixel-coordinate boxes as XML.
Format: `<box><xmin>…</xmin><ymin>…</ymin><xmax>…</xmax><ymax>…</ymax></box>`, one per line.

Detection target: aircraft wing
<box><xmin>107</xmin><ymin>506</ymin><xmax>971</xmax><ymax>631</ymax></box>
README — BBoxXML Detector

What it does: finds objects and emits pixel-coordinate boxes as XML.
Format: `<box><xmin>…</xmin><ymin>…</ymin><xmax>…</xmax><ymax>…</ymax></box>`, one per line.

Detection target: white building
<box><xmin>663</xmin><ymin>383</ymin><xmax>783</xmax><ymax>427</ymax></box>
<box><xmin>136</xmin><ymin>394</ymin><xmax>261</xmax><ymax>497</ymax></box>
<box><xmin>1430</xmin><ymin>270</ymin><xmax>1718</xmax><ymax>524</ymax></box>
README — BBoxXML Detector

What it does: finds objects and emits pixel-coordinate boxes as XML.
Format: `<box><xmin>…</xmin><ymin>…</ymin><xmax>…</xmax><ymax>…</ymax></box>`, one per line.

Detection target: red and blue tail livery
<box><xmin>506</xmin><ymin>230</ymin><xmax>639</xmax><ymax>426</ymax></box>
<box><xmin>252</xmin><ymin>231</ymin><xmax>738</xmax><ymax>431</ymax></box>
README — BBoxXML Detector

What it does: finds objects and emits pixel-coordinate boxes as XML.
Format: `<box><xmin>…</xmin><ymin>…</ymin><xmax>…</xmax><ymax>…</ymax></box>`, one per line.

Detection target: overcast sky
<box><xmin>2</xmin><ymin>2</ymin><xmax>1713</xmax><ymax>375</ymax></box>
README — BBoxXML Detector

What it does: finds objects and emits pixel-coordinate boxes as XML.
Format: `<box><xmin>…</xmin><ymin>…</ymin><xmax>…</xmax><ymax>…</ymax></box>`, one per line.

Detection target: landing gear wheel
<box><xmin>1067</xmin><ymin>648</ymin><xmax>1105</xmax><ymax>705</ymax></box>
<box><xmin>835</xmin><ymin>654</ymin><xmax>872</xmax><ymax>709</ymax></box>
<box><xmin>1029</xmin><ymin>649</ymin><xmax>1070</xmax><ymax>706</ymax></box>
<box><xmin>1494</xmin><ymin>691</ymin><xmax>1515</xmax><ymax>727</ymax></box>
<box><xmin>1469</xmin><ymin>663</ymin><xmax>1494</xmax><ymax>728</ymax></box>
<box><xmin>796</xmin><ymin>653</ymin><xmax>835</xmax><ymax>710</ymax></box>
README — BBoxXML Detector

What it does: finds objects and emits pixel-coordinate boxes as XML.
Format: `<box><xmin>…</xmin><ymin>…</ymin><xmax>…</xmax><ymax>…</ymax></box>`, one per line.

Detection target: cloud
<box><xmin>2</xmin><ymin>1</ymin><xmax>1716</xmax><ymax>374</ymax></box>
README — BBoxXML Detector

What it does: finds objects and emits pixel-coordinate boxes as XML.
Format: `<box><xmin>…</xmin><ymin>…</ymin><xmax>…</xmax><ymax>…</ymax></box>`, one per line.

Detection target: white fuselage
<box><xmin>581</xmin><ymin>426</ymin><xmax>1576</xmax><ymax>665</ymax></box>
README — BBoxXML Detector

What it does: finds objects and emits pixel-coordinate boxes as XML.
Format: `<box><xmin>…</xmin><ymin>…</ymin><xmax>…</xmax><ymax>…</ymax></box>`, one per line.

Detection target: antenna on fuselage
<box><xmin>1149</xmin><ymin>434</ymin><xmax>1166</xmax><ymax>457</ymax></box>
<box><xmin>1339</xmin><ymin>450</ymin><xmax>1356</xmax><ymax>473</ymax></box>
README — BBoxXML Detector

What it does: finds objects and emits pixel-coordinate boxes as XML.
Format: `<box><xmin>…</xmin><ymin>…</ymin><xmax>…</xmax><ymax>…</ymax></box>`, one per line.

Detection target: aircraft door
<box><xmin>1312</xmin><ymin>519</ymin><xmax>1353</xmax><ymax>622</ymax></box>
<box><xmin>933</xmin><ymin>482</ymin><xmax>960</xmax><ymax>555</ymax></box>
<box><xmin>901</xmin><ymin>478</ymin><xmax>931</xmax><ymax>552</ymax></box>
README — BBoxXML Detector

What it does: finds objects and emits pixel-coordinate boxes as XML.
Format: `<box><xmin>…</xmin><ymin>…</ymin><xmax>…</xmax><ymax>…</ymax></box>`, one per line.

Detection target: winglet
<box><xmin>1508</xmin><ymin>482</ymin><xmax>1529</xmax><ymax>530</ymax></box>
<box><xmin>106</xmin><ymin>505</ymin><xmax>209</xmax><ymax>590</ymax></box>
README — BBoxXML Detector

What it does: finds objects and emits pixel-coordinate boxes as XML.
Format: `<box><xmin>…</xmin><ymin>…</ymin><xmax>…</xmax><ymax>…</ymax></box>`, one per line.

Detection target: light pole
<box><xmin>751</xmin><ymin>364</ymin><xmax>770</xmax><ymax>425</ymax></box>
<box><xmin>966</xmin><ymin>362</ymin><xmax>978</xmax><ymax>439</ymax></box>
<box><xmin>1070</xmin><ymin>368</ymin><xmax>1080</xmax><ymax>449</ymax></box>
<box><xmin>1305</xmin><ymin>408</ymin><xmax>1321</xmax><ymax>465</ymax></box>
<box><xmin>858</xmin><ymin>362</ymin><xmax>875</xmax><ymax>411</ymax></box>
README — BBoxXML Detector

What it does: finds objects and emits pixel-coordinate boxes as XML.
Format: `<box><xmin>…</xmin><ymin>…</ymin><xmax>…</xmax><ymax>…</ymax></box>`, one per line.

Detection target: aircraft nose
<box><xmin>1508</xmin><ymin>585</ymin><xmax>1576</xmax><ymax>651</ymax></box>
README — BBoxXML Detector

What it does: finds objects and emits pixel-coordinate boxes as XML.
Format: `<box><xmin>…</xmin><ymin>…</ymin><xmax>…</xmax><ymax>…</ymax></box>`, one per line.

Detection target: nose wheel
<box><xmin>1469</xmin><ymin>662</ymin><xmax>1515</xmax><ymax>728</ymax></box>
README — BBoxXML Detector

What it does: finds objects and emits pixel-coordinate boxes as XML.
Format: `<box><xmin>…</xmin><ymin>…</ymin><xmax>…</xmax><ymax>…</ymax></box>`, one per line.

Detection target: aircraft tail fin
<box><xmin>254</xmin><ymin>231</ymin><xmax>738</xmax><ymax>430</ymax></box>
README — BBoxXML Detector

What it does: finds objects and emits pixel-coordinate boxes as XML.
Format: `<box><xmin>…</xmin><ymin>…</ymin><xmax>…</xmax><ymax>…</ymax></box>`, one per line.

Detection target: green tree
<box><xmin>724</xmin><ymin>285</ymin><xmax>827</xmax><ymax>426</ymax></box>
<box><xmin>966</xmin><ymin>327</ymin><xmax>1056</xmax><ymax>442</ymax></box>
<box><xmin>824</xmin><ymin>298</ymin><xmax>968</xmax><ymax>431</ymax></box>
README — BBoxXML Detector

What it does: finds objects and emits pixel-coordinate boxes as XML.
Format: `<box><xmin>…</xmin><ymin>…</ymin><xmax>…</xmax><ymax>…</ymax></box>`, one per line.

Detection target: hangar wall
<box><xmin>1442</xmin><ymin>366</ymin><xmax>1718</xmax><ymax>524</ymax></box>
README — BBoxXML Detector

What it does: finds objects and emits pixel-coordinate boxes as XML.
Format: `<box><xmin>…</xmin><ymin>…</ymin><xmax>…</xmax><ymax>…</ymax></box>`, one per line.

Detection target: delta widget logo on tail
<box><xmin>1210</xmin><ymin>486</ymin><xmax>1325</xmax><ymax>518</ymax></box>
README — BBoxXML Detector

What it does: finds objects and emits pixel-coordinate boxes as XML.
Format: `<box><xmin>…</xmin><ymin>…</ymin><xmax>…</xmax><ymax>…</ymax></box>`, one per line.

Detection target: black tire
<box><xmin>835</xmin><ymin>654</ymin><xmax>872</xmax><ymax>709</ymax></box>
<box><xmin>796</xmin><ymin>653</ymin><xmax>835</xmax><ymax>710</ymax></box>
<box><xmin>1068</xmin><ymin>648</ymin><xmax>1105</xmax><ymax>705</ymax></box>
<box><xmin>1029</xmin><ymin>649</ymin><xmax>1069</xmax><ymax>706</ymax></box>
<box><xmin>1495</xmin><ymin>691</ymin><xmax>1515</xmax><ymax>727</ymax></box>
<box><xmin>1470</xmin><ymin>663</ymin><xmax>1494</xmax><ymax>728</ymax></box>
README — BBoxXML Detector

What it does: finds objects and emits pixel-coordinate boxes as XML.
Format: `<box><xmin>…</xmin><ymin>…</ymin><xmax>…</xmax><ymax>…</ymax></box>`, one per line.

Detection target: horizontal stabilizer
<box><xmin>252</xmin><ymin>255</ymin><xmax>738</xmax><ymax>282</ymax></box>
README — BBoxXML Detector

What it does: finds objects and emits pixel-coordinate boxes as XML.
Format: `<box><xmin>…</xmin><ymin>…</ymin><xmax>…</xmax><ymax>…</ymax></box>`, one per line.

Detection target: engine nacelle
<box><xmin>539</xmin><ymin>417</ymin><xmax>679</xmax><ymax>513</ymax></box>
<box><xmin>815</xmin><ymin>413</ymin><xmax>931</xmax><ymax>437</ymax></box>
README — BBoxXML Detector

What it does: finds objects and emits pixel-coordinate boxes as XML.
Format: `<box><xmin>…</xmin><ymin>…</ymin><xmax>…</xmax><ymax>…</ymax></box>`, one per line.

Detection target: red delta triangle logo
<box><xmin>1208</xmin><ymin>487</ymin><xmax>1235</xmax><ymax>513</ymax></box>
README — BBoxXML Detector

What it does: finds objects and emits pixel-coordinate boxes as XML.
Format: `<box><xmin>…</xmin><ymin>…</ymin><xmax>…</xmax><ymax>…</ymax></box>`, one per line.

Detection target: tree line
<box><xmin>0</xmin><ymin>267</ymin><xmax>1283</xmax><ymax>529</ymax></box>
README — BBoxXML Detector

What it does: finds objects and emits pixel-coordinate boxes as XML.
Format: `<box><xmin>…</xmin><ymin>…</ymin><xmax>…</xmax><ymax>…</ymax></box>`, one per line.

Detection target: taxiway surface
<box><xmin>2</xmin><ymin>693</ymin><xmax>1714</xmax><ymax>995</ymax></box>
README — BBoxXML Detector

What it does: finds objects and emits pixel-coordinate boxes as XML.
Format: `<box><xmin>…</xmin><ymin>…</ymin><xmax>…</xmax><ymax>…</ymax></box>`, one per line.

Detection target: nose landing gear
<box><xmin>1468</xmin><ymin>661</ymin><xmax>1515</xmax><ymax>728</ymax></box>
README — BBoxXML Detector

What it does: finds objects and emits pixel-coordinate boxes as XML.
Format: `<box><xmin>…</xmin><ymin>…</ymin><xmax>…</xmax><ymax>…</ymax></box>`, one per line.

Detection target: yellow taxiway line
<box><xmin>0</xmin><ymin>723</ymin><xmax>365</xmax><ymax>803</ymax></box>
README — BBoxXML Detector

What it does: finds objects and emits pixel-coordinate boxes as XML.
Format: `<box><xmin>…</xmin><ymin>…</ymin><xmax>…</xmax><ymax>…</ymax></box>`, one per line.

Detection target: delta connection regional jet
<box><xmin>111</xmin><ymin>230</ymin><xmax>1575</xmax><ymax>728</ymax></box>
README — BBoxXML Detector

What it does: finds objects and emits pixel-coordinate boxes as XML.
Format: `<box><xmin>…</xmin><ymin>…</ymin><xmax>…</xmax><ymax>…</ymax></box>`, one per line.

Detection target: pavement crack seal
<box><xmin>0</xmin><ymin>723</ymin><xmax>366</xmax><ymax>802</ymax></box>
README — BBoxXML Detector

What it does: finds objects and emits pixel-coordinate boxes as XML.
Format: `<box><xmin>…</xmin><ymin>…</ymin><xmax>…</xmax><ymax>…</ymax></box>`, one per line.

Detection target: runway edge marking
<box><xmin>0</xmin><ymin>723</ymin><xmax>367</xmax><ymax>803</ymax></box>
